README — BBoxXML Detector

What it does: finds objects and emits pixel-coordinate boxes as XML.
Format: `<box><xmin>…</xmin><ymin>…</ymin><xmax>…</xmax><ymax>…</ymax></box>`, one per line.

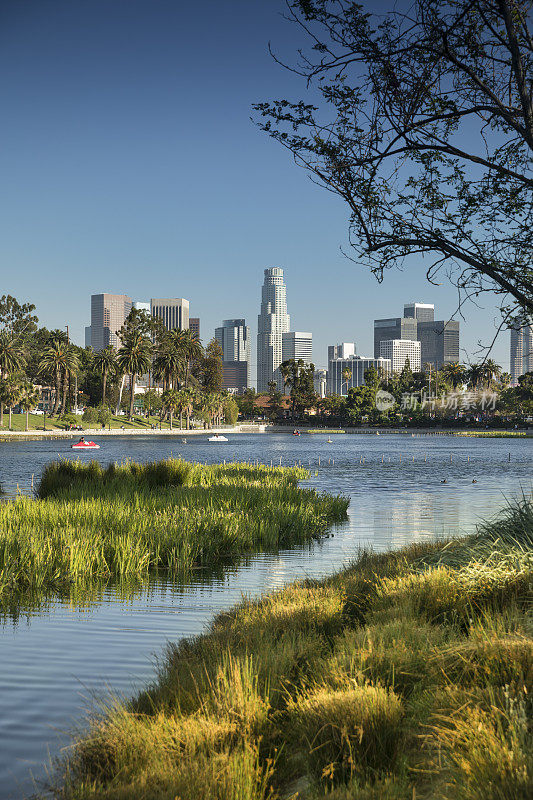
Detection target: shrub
<box><xmin>82</xmin><ymin>407</ymin><xmax>98</xmax><ymax>424</ymax></box>
<box><xmin>432</xmin><ymin>691</ymin><xmax>532</xmax><ymax>800</ymax></box>
<box><xmin>286</xmin><ymin>684</ymin><xmax>403</xmax><ymax>785</ymax></box>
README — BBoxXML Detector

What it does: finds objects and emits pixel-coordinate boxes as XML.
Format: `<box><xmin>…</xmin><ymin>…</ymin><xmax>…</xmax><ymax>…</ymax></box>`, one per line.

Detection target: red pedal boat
<box><xmin>71</xmin><ymin>439</ymin><xmax>100</xmax><ymax>450</ymax></box>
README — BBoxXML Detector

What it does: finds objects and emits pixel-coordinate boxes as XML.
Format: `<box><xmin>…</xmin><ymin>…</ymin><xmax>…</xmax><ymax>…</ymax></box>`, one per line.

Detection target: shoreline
<box><xmin>0</xmin><ymin>423</ymin><xmax>267</xmax><ymax>441</ymax></box>
<box><xmin>0</xmin><ymin>424</ymin><xmax>530</xmax><ymax>440</ymax></box>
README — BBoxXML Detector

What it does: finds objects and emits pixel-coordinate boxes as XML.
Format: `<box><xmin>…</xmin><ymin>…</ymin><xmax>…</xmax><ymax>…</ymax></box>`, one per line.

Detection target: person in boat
<box><xmin>77</xmin><ymin>437</ymin><xmax>86</xmax><ymax>445</ymax></box>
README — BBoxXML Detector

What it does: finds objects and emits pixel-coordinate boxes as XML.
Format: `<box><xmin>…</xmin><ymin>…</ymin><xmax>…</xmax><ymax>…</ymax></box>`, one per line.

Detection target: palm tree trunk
<box><xmin>9</xmin><ymin>406</ymin><xmax>12</xmax><ymax>429</ymax></box>
<box><xmin>52</xmin><ymin>371</ymin><xmax>61</xmax><ymax>415</ymax></box>
<box><xmin>129</xmin><ymin>373</ymin><xmax>136</xmax><ymax>420</ymax></box>
<box><xmin>179</xmin><ymin>409</ymin><xmax>183</xmax><ymax>429</ymax></box>
<box><xmin>169</xmin><ymin>409</ymin><xmax>173</xmax><ymax>430</ymax></box>
<box><xmin>61</xmin><ymin>371</ymin><xmax>68</xmax><ymax>414</ymax></box>
<box><xmin>0</xmin><ymin>401</ymin><xmax>3</xmax><ymax>426</ymax></box>
<box><xmin>116</xmin><ymin>375</ymin><xmax>126</xmax><ymax>414</ymax></box>
<box><xmin>102</xmin><ymin>369</ymin><xmax>107</xmax><ymax>405</ymax></box>
<box><xmin>25</xmin><ymin>409</ymin><xmax>29</xmax><ymax>432</ymax></box>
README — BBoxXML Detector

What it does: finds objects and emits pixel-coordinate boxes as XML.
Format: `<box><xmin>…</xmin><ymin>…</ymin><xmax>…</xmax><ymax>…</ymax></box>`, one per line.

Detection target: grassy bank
<box><xmin>0</xmin><ymin>460</ymin><xmax>348</xmax><ymax>595</ymax></box>
<box><xmin>0</xmin><ymin>413</ymin><xmax>199</xmax><ymax>432</ymax></box>
<box><xmin>53</xmin><ymin>497</ymin><xmax>533</xmax><ymax>799</ymax></box>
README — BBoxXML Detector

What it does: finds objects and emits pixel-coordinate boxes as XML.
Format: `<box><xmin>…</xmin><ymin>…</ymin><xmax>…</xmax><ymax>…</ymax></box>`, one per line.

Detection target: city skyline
<box><xmin>0</xmin><ymin>0</ymin><xmax>511</xmax><ymax>372</ymax></box>
<box><xmin>82</xmin><ymin>277</ymin><xmax>509</xmax><ymax>388</ymax></box>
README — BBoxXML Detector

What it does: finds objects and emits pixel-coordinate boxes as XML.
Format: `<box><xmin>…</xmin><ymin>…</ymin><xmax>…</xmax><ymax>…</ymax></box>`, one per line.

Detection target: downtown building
<box><xmin>89</xmin><ymin>293</ymin><xmax>132</xmax><ymax>351</ymax></box>
<box><xmin>282</xmin><ymin>331</ymin><xmax>313</xmax><ymax>363</ymax></box>
<box><xmin>151</xmin><ymin>298</ymin><xmax>189</xmax><ymax>332</ymax></box>
<box><xmin>374</xmin><ymin>302</ymin><xmax>459</xmax><ymax>371</ymax></box>
<box><xmin>510</xmin><ymin>317</ymin><xmax>533</xmax><ymax>384</ymax></box>
<box><xmin>327</xmin><ymin>342</ymin><xmax>391</xmax><ymax>395</ymax></box>
<box><xmin>379</xmin><ymin>339</ymin><xmax>421</xmax><ymax>373</ymax></box>
<box><xmin>189</xmin><ymin>317</ymin><xmax>200</xmax><ymax>339</ymax></box>
<box><xmin>215</xmin><ymin>319</ymin><xmax>251</xmax><ymax>394</ymax></box>
<box><xmin>257</xmin><ymin>267</ymin><xmax>291</xmax><ymax>392</ymax></box>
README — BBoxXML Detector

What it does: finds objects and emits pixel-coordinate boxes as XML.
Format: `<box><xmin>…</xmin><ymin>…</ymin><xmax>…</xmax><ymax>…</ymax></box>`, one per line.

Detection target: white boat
<box><xmin>327</xmin><ymin>438</ymin><xmax>333</xmax><ymax>443</ymax></box>
<box><xmin>208</xmin><ymin>433</ymin><xmax>228</xmax><ymax>442</ymax></box>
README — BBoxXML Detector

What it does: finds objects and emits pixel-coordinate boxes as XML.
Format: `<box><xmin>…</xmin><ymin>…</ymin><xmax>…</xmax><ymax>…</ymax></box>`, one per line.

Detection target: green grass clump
<box><xmin>0</xmin><ymin>459</ymin><xmax>348</xmax><ymax>596</ymax></box>
<box><xmin>48</xmin><ymin>496</ymin><xmax>532</xmax><ymax>799</ymax></box>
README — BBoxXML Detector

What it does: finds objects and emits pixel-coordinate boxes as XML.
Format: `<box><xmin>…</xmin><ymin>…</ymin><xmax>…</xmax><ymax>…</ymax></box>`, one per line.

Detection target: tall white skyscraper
<box><xmin>510</xmin><ymin>317</ymin><xmax>533</xmax><ymax>384</ymax></box>
<box><xmin>257</xmin><ymin>268</ymin><xmax>290</xmax><ymax>391</ymax></box>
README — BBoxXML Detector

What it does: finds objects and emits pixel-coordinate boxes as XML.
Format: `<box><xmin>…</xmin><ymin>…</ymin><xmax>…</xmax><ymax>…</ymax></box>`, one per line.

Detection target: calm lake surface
<box><xmin>0</xmin><ymin>432</ymin><xmax>531</xmax><ymax>798</ymax></box>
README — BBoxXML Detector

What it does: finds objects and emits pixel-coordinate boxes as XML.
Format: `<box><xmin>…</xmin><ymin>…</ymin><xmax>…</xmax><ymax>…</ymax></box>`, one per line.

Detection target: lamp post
<box><xmin>65</xmin><ymin>325</ymin><xmax>72</xmax><ymax>411</ymax></box>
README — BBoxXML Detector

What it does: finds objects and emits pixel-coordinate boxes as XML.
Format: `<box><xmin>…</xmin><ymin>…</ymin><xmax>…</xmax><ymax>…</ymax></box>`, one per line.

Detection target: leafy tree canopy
<box><xmin>255</xmin><ymin>0</ymin><xmax>533</xmax><ymax>323</ymax></box>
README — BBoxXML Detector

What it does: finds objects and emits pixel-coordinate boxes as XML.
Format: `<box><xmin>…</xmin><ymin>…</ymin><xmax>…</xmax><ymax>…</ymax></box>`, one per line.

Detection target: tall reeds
<box><xmin>0</xmin><ymin>459</ymin><xmax>348</xmax><ymax>595</ymax></box>
<box><xmin>53</xmin><ymin>496</ymin><xmax>532</xmax><ymax>799</ymax></box>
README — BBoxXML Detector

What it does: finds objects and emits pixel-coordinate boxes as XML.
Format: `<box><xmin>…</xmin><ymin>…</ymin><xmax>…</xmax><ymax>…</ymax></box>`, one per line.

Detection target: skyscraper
<box><xmin>379</xmin><ymin>339</ymin><xmax>421</xmax><ymax>373</ymax></box>
<box><xmin>189</xmin><ymin>317</ymin><xmax>200</xmax><ymax>340</ymax></box>
<box><xmin>215</xmin><ymin>319</ymin><xmax>251</xmax><ymax>362</ymax></box>
<box><xmin>510</xmin><ymin>317</ymin><xmax>533</xmax><ymax>384</ymax></box>
<box><xmin>282</xmin><ymin>332</ymin><xmax>313</xmax><ymax>363</ymax></box>
<box><xmin>90</xmin><ymin>293</ymin><xmax>132</xmax><ymax>351</ymax></box>
<box><xmin>328</xmin><ymin>343</ymin><xmax>356</xmax><ymax>361</ymax></box>
<box><xmin>374</xmin><ymin>304</ymin><xmax>459</xmax><ymax>371</ymax></box>
<box><xmin>257</xmin><ymin>268</ymin><xmax>290</xmax><ymax>391</ymax></box>
<box><xmin>417</xmin><ymin>319</ymin><xmax>460</xmax><ymax>370</ymax></box>
<box><xmin>215</xmin><ymin>319</ymin><xmax>251</xmax><ymax>393</ymax></box>
<box><xmin>150</xmin><ymin>298</ymin><xmax>189</xmax><ymax>332</ymax></box>
<box><xmin>404</xmin><ymin>302</ymin><xmax>435</xmax><ymax>322</ymax></box>
<box><xmin>327</xmin><ymin>352</ymin><xmax>391</xmax><ymax>395</ymax></box>
<box><xmin>373</xmin><ymin>317</ymin><xmax>417</xmax><ymax>359</ymax></box>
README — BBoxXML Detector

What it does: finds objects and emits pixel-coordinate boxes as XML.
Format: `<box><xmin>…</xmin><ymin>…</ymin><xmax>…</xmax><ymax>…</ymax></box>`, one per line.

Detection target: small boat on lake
<box><xmin>292</xmin><ymin>430</ymin><xmax>301</xmax><ymax>436</ymax></box>
<box><xmin>71</xmin><ymin>439</ymin><xmax>100</xmax><ymax>450</ymax></box>
<box><xmin>208</xmin><ymin>433</ymin><xmax>228</xmax><ymax>442</ymax></box>
<box><xmin>327</xmin><ymin>437</ymin><xmax>333</xmax><ymax>443</ymax></box>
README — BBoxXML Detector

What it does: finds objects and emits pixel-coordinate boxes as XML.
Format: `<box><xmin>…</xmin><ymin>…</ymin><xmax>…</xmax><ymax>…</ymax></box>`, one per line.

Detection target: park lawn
<box><xmin>0</xmin><ymin>413</ymin><xmax>184</xmax><ymax>432</ymax></box>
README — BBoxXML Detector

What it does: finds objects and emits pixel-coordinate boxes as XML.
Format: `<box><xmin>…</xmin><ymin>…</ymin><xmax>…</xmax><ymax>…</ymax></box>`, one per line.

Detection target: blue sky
<box><xmin>0</xmin><ymin>0</ymin><xmax>509</xmax><ymax>374</ymax></box>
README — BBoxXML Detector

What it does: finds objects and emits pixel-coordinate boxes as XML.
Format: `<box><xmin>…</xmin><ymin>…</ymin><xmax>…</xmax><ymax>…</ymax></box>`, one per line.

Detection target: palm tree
<box><xmin>60</xmin><ymin>345</ymin><xmax>79</xmax><ymax>414</ymax></box>
<box><xmin>117</xmin><ymin>331</ymin><xmax>152</xmax><ymax>420</ymax></box>
<box><xmin>279</xmin><ymin>361</ymin><xmax>292</xmax><ymax>395</ymax></box>
<box><xmin>93</xmin><ymin>346</ymin><xmax>116</xmax><ymax>405</ymax></box>
<box><xmin>18</xmin><ymin>381</ymin><xmax>40</xmax><ymax>431</ymax></box>
<box><xmin>39</xmin><ymin>338</ymin><xmax>67</xmax><ymax>415</ymax></box>
<box><xmin>440</xmin><ymin>362</ymin><xmax>467</xmax><ymax>389</ymax></box>
<box><xmin>175</xmin><ymin>388</ymin><xmax>189</xmax><ymax>429</ymax></box>
<box><xmin>0</xmin><ymin>375</ymin><xmax>22</xmax><ymax>430</ymax></box>
<box><xmin>341</xmin><ymin>367</ymin><xmax>352</xmax><ymax>395</ymax></box>
<box><xmin>161</xmin><ymin>389</ymin><xmax>180</xmax><ymax>430</ymax></box>
<box><xmin>467</xmin><ymin>363</ymin><xmax>484</xmax><ymax>391</ymax></box>
<box><xmin>483</xmin><ymin>359</ymin><xmax>502</xmax><ymax>389</ymax></box>
<box><xmin>183</xmin><ymin>387</ymin><xmax>197</xmax><ymax>430</ymax></box>
<box><xmin>153</xmin><ymin>347</ymin><xmax>182</xmax><ymax>391</ymax></box>
<box><xmin>177</xmin><ymin>329</ymin><xmax>203</xmax><ymax>388</ymax></box>
<box><xmin>0</xmin><ymin>331</ymin><xmax>26</xmax><ymax>425</ymax></box>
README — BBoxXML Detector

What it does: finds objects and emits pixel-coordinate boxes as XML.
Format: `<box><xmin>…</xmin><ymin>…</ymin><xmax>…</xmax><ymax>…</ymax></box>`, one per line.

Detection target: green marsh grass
<box><xmin>52</xmin><ymin>496</ymin><xmax>532</xmax><ymax>799</ymax></box>
<box><xmin>0</xmin><ymin>459</ymin><xmax>348</xmax><ymax>596</ymax></box>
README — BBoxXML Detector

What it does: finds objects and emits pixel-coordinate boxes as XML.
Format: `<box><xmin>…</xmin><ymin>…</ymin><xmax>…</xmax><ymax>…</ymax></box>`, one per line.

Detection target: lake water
<box><xmin>0</xmin><ymin>432</ymin><xmax>531</xmax><ymax>798</ymax></box>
